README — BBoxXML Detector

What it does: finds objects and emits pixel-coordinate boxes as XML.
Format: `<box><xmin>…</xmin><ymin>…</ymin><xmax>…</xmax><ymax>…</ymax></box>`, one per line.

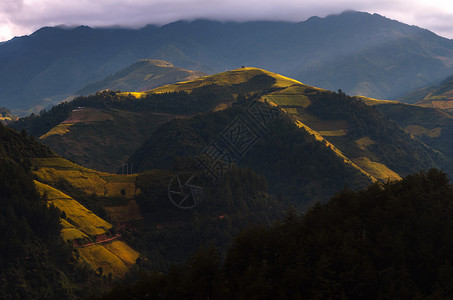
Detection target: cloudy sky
<box><xmin>1</xmin><ymin>0</ymin><xmax>453</xmax><ymax>42</ymax></box>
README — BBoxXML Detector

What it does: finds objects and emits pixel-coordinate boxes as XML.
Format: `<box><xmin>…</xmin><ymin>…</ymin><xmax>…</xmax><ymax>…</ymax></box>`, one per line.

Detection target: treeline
<box><xmin>96</xmin><ymin>169</ymin><xmax>453</xmax><ymax>299</ymax></box>
<box><xmin>10</xmin><ymin>84</ymin><xmax>235</xmax><ymax>139</ymax></box>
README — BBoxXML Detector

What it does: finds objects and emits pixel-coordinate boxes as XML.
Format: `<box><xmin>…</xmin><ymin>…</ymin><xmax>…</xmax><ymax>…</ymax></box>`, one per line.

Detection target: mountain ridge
<box><xmin>3</xmin><ymin>11</ymin><xmax>453</xmax><ymax>113</ymax></box>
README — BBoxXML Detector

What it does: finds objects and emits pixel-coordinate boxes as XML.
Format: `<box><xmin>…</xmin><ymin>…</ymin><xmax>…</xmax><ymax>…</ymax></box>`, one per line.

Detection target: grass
<box><xmin>148</xmin><ymin>67</ymin><xmax>303</xmax><ymax>94</ymax></box>
<box><xmin>33</xmin><ymin>158</ymin><xmax>140</xmax><ymax>278</ymax></box>
<box><xmin>102</xmin><ymin>240</ymin><xmax>140</xmax><ymax>266</ymax></box>
<box><xmin>357</xmin><ymin>96</ymin><xmax>400</xmax><ymax>106</ymax></box>
<box><xmin>33</xmin><ymin>157</ymin><xmax>139</xmax><ymax>198</ymax></box>
<box><xmin>295</xmin><ymin>120</ymin><xmax>376</xmax><ymax>182</ymax></box>
<box><xmin>355</xmin><ymin>136</ymin><xmax>376</xmax><ymax>151</ymax></box>
<box><xmin>35</xmin><ymin>180</ymin><xmax>112</xmax><ymax>236</ymax></box>
<box><xmin>352</xmin><ymin>157</ymin><xmax>401</xmax><ymax>181</ymax></box>
<box><xmin>40</xmin><ymin>108</ymin><xmax>173</xmax><ymax>173</ymax></box>
<box><xmin>61</xmin><ymin>219</ymin><xmax>88</xmax><ymax>241</ymax></box>
<box><xmin>405</xmin><ymin>125</ymin><xmax>442</xmax><ymax>138</ymax></box>
<box><xmin>39</xmin><ymin>123</ymin><xmax>74</xmax><ymax>139</ymax></box>
<box><xmin>318</xmin><ymin>129</ymin><xmax>347</xmax><ymax>137</ymax></box>
<box><xmin>78</xmin><ymin>244</ymin><xmax>129</xmax><ymax>279</ymax></box>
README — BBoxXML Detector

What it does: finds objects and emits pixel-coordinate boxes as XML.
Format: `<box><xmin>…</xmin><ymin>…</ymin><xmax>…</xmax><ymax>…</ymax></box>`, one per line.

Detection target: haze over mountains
<box><xmin>3</xmin><ymin>11</ymin><xmax>453</xmax><ymax>114</ymax></box>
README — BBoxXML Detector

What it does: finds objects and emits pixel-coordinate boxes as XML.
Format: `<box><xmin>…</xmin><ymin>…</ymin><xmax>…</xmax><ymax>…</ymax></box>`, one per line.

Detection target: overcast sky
<box><xmin>1</xmin><ymin>0</ymin><xmax>453</xmax><ymax>42</ymax></box>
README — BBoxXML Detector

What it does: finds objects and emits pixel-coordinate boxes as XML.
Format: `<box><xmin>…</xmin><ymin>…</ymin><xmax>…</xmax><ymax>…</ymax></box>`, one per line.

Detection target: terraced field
<box><xmin>32</xmin><ymin>157</ymin><xmax>140</xmax><ymax>278</ymax></box>
<box><xmin>33</xmin><ymin>157</ymin><xmax>139</xmax><ymax>199</ymax></box>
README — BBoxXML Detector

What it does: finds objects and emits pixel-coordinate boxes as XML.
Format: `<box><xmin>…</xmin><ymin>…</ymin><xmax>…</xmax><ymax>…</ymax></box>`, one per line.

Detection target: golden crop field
<box><xmin>78</xmin><ymin>244</ymin><xmax>129</xmax><ymax>279</ymax></box>
<box><xmin>352</xmin><ymin>157</ymin><xmax>401</xmax><ymax>181</ymax></box>
<box><xmin>34</xmin><ymin>180</ymin><xmax>112</xmax><ymax>236</ymax></box>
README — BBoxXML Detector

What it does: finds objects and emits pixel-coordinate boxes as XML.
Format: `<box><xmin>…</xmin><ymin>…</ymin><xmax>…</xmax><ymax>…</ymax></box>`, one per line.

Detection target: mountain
<box><xmin>127</xmin><ymin>68</ymin><xmax>449</xmax><ymax>206</ymax></box>
<box><xmin>14</xmin><ymin>67</ymin><xmax>447</xmax><ymax>207</ymax></box>
<box><xmin>398</xmin><ymin>74</ymin><xmax>453</xmax><ymax>111</ymax></box>
<box><xmin>76</xmin><ymin>59</ymin><xmax>205</xmax><ymax>95</ymax></box>
<box><xmin>1</xmin><ymin>108</ymin><xmax>291</xmax><ymax>294</ymax></box>
<box><xmin>3</xmin><ymin>11</ymin><xmax>453</xmax><ymax>113</ymax></box>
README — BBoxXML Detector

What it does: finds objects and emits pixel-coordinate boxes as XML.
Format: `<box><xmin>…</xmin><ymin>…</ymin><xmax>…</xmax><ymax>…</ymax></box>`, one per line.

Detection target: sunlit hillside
<box><xmin>32</xmin><ymin>157</ymin><xmax>141</xmax><ymax>278</ymax></box>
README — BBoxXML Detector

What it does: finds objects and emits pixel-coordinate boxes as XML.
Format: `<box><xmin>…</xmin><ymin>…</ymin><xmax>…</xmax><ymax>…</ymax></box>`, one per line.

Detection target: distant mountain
<box><xmin>3</xmin><ymin>11</ymin><xmax>453</xmax><ymax>113</ymax></box>
<box><xmin>76</xmin><ymin>59</ymin><xmax>205</xmax><ymax>95</ymax></box>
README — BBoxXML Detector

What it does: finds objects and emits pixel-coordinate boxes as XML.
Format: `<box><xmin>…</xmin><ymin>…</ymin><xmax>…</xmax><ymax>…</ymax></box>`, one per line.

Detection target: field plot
<box><xmin>35</xmin><ymin>180</ymin><xmax>112</xmax><ymax>236</ymax></box>
<box><xmin>33</xmin><ymin>157</ymin><xmax>138</xmax><ymax>198</ymax></box>
<box><xmin>352</xmin><ymin>157</ymin><xmax>401</xmax><ymax>181</ymax></box>
<box><xmin>78</xmin><ymin>244</ymin><xmax>129</xmax><ymax>279</ymax></box>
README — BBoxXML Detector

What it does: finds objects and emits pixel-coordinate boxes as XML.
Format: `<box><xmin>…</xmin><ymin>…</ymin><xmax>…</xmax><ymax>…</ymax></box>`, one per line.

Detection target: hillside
<box><xmin>76</xmin><ymin>59</ymin><xmax>205</xmax><ymax>95</ymax></box>
<box><xmin>126</xmin><ymin>67</ymin><xmax>449</xmax><ymax>206</ymax></box>
<box><xmin>13</xmin><ymin>67</ymin><xmax>449</xmax><ymax>205</ymax></box>
<box><xmin>398</xmin><ymin>74</ymin><xmax>453</xmax><ymax>111</ymax></box>
<box><xmin>132</xmin><ymin>68</ymin><xmax>446</xmax><ymax>175</ymax></box>
<box><xmin>361</xmin><ymin>99</ymin><xmax>453</xmax><ymax>166</ymax></box>
<box><xmin>3</xmin><ymin>11</ymin><xmax>453</xmax><ymax>113</ymax></box>
<box><xmin>0</xmin><ymin>122</ymin><xmax>141</xmax><ymax>291</ymax></box>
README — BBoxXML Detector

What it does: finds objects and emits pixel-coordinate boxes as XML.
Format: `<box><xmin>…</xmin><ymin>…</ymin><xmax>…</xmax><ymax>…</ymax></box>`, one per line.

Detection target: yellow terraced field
<box><xmin>78</xmin><ymin>244</ymin><xmax>129</xmax><ymax>279</ymax></box>
<box><xmin>103</xmin><ymin>240</ymin><xmax>140</xmax><ymax>266</ymax></box>
<box><xmin>148</xmin><ymin>67</ymin><xmax>303</xmax><ymax>94</ymax></box>
<box><xmin>61</xmin><ymin>219</ymin><xmax>88</xmax><ymax>241</ymax></box>
<box><xmin>296</xmin><ymin>121</ymin><xmax>376</xmax><ymax>182</ymax></box>
<box><xmin>33</xmin><ymin>157</ymin><xmax>138</xmax><ymax>197</ymax></box>
<box><xmin>35</xmin><ymin>180</ymin><xmax>112</xmax><ymax>236</ymax></box>
<box><xmin>40</xmin><ymin>123</ymin><xmax>74</xmax><ymax>139</ymax></box>
<box><xmin>352</xmin><ymin>157</ymin><xmax>401</xmax><ymax>181</ymax></box>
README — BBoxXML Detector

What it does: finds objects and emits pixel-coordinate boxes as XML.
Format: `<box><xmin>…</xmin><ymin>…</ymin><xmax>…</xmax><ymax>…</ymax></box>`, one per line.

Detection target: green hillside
<box><xmin>0</xmin><ymin>122</ymin><xmax>141</xmax><ymax>289</ymax></box>
<box><xmin>362</xmin><ymin>99</ymin><xmax>453</xmax><ymax>167</ymax></box>
<box><xmin>13</xmin><ymin>67</ymin><xmax>448</xmax><ymax>205</ymax></box>
<box><xmin>76</xmin><ymin>59</ymin><xmax>205</xmax><ymax>95</ymax></box>
<box><xmin>130</xmin><ymin>68</ymin><xmax>446</xmax><ymax>188</ymax></box>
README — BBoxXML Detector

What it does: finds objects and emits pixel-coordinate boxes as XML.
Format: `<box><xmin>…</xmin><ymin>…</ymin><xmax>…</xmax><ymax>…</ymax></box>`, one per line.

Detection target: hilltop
<box><xmin>3</xmin><ymin>11</ymin><xmax>453</xmax><ymax>112</ymax></box>
<box><xmin>131</xmin><ymin>68</ymin><xmax>446</xmax><ymax>181</ymax></box>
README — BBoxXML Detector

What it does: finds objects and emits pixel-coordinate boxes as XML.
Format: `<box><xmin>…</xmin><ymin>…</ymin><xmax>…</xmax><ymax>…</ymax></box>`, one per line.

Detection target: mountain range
<box><xmin>12</xmin><ymin>67</ymin><xmax>453</xmax><ymax>207</ymax></box>
<box><xmin>3</xmin><ymin>11</ymin><xmax>453</xmax><ymax>114</ymax></box>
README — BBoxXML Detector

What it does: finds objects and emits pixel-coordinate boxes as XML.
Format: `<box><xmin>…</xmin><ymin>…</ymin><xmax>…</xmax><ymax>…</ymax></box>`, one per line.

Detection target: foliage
<box><xmin>129</xmin><ymin>100</ymin><xmax>372</xmax><ymax>207</ymax></box>
<box><xmin>97</xmin><ymin>169</ymin><xmax>453</xmax><ymax>299</ymax></box>
<box><xmin>128</xmin><ymin>164</ymin><xmax>288</xmax><ymax>272</ymax></box>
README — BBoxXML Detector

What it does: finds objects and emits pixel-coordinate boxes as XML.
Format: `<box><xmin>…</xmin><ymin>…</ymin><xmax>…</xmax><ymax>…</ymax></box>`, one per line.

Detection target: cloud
<box><xmin>1</xmin><ymin>0</ymin><xmax>453</xmax><ymax>42</ymax></box>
